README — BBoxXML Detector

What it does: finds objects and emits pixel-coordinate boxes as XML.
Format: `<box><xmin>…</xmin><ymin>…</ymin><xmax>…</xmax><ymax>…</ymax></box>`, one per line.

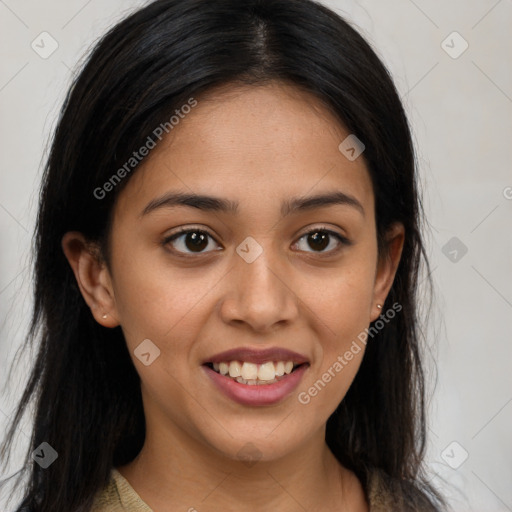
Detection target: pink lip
<box><xmin>202</xmin><ymin>364</ymin><xmax>309</xmax><ymax>406</ymax></box>
<box><xmin>203</xmin><ymin>347</ymin><xmax>309</xmax><ymax>365</ymax></box>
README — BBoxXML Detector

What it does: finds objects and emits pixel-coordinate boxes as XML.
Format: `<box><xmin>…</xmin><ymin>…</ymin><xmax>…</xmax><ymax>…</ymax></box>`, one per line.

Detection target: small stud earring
<box><xmin>102</xmin><ymin>314</ymin><xmax>108</xmax><ymax>319</ymax></box>
<box><xmin>377</xmin><ymin>304</ymin><xmax>382</xmax><ymax>309</ymax></box>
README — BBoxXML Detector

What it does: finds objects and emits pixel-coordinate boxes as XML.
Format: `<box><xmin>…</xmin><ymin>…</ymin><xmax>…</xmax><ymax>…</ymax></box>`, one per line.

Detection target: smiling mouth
<box><xmin>204</xmin><ymin>361</ymin><xmax>308</xmax><ymax>386</ymax></box>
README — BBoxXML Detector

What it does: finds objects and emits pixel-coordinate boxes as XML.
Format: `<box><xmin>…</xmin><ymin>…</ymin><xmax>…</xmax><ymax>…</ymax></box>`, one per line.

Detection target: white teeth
<box><xmin>228</xmin><ymin>361</ymin><xmax>242</xmax><ymax>378</ymax></box>
<box><xmin>210</xmin><ymin>360</ymin><xmax>302</xmax><ymax>384</ymax></box>
<box><xmin>241</xmin><ymin>362</ymin><xmax>258</xmax><ymax>380</ymax></box>
<box><xmin>258</xmin><ymin>361</ymin><xmax>276</xmax><ymax>380</ymax></box>
<box><xmin>219</xmin><ymin>362</ymin><xmax>229</xmax><ymax>375</ymax></box>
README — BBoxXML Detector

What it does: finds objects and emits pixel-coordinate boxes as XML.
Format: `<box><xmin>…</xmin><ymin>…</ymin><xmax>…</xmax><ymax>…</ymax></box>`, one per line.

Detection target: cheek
<box><xmin>111</xmin><ymin>247</ymin><xmax>224</xmax><ymax>343</ymax></box>
<box><xmin>295</xmin><ymin>258</ymin><xmax>376</xmax><ymax>338</ymax></box>
<box><xmin>292</xmin><ymin>260</ymin><xmax>374</xmax><ymax>409</ymax></box>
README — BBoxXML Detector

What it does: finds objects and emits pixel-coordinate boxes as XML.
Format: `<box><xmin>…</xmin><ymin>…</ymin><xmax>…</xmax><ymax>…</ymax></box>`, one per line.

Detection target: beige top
<box><xmin>90</xmin><ymin>467</ymin><xmax>399</xmax><ymax>511</ymax></box>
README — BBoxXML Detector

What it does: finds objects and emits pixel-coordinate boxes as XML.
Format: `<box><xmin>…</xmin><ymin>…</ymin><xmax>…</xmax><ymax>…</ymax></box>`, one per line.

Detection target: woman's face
<box><xmin>97</xmin><ymin>82</ymin><xmax>403</xmax><ymax>462</ymax></box>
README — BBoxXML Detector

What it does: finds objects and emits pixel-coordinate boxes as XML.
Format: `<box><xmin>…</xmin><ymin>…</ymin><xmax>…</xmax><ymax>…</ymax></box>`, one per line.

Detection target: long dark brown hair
<box><xmin>0</xmin><ymin>0</ymin><xmax>446</xmax><ymax>510</ymax></box>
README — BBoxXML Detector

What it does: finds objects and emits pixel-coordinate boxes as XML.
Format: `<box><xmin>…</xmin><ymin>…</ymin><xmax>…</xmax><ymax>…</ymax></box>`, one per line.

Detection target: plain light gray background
<box><xmin>1</xmin><ymin>1</ymin><xmax>511</xmax><ymax>511</ymax></box>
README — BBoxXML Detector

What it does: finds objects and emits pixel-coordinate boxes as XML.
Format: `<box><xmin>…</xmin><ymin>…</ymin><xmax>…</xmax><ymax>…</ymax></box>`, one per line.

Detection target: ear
<box><xmin>61</xmin><ymin>231</ymin><xmax>119</xmax><ymax>327</ymax></box>
<box><xmin>370</xmin><ymin>222</ymin><xmax>405</xmax><ymax>322</ymax></box>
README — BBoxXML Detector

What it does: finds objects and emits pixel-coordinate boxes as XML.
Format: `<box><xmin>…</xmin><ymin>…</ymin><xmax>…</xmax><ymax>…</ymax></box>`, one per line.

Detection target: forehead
<box><xmin>115</xmin><ymin>82</ymin><xmax>374</xmax><ymax>220</ymax></box>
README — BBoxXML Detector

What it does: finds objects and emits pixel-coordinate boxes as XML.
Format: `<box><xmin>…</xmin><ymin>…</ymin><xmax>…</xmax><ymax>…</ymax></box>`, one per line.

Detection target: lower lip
<box><xmin>203</xmin><ymin>364</ymin><xmax>308</xmax><ymax>406</ymax></box>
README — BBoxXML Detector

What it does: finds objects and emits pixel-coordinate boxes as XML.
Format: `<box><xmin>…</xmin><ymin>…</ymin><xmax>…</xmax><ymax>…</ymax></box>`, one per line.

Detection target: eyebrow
<box><xmin>140</xmin><ymin>190</ymin><xmax>365</xmax><ymax>218</ymax></box>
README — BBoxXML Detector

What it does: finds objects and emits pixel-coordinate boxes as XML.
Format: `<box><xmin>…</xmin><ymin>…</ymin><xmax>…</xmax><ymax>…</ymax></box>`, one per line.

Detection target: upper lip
<box><xmin>203</xmin><ymin>347</ymin><xmax>310</xmax><ymax>365</ymax></box>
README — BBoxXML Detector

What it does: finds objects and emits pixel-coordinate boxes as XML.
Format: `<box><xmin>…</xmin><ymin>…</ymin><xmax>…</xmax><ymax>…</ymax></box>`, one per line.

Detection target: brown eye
<box><xmin>306</xmin><ymin>231</ymin><xmax>330</xmax><ymax>251</ymax></box>
<box><xmin>294</xmin><ymin>228</ymin><xmax>349</xmax><ymax>254</ymax></box>
<box><xmin>163</xmin><ymin>229</ymin><xmax>219</xmax><ymax>255</ymax></box>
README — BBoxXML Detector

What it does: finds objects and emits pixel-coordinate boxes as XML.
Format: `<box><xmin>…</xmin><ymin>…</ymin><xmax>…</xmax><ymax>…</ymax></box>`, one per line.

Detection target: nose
<box><xmin>219</xmin><ymin>244</ymin><xmax>300</xmax><ymax>333</ymax></box>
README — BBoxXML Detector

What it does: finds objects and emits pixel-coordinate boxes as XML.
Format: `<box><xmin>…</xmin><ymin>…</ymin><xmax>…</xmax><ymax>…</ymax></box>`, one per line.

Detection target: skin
<box><xmin>62</xmin><ymin>82</ymin><xmax>404</xmax><ymax>511</ymax></box>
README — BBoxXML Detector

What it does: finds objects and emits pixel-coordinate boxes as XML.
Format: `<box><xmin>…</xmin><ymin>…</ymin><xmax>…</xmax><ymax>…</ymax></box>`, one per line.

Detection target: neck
<box><xmin>117</xmin><ymin>421</ymin><xmax>359</xmax><ymax>511</ymax></box>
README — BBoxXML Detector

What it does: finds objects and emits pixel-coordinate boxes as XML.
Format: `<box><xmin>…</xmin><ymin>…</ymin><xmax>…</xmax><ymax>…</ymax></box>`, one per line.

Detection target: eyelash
<box><xmin>162</xmin><ymin>225</ymin><xmax>351</xmax><ymax>258</ymax></box>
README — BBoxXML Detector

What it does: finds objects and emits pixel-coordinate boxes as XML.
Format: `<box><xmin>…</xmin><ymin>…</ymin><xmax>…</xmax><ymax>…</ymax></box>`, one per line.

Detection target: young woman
<box><xmin>0</xmin><ymin>0</ymin><xmax>447</xmax><ymax>510</ymax></box>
